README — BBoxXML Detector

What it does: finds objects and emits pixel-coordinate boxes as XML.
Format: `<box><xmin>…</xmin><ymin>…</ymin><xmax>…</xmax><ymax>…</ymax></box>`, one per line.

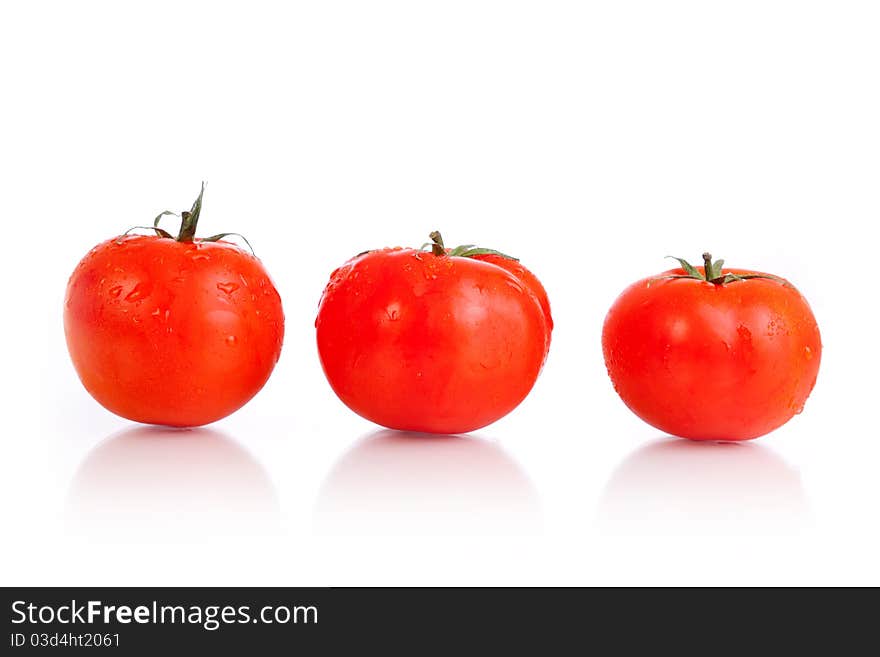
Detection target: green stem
<box><xmin>659</xmin><ymin>252</ymin><xmax>787</xmax><ymax>287</ymax></box>
<box><xmin>429</xmin><ymin>231</ymin><xmax>446</xmax><ymax>257</ymax></box>
<box><xmin>176</xmin><ymin>183</ymin><xmax>205</xmax><ymax>242</ymax></box>
<box><xmin>702</xmin><ymin>252</ymin><xmax>713</xmax><ymax>281</ymax></box>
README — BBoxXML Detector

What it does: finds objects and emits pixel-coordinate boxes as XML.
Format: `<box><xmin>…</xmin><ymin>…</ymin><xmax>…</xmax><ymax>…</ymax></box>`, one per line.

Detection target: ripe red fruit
<box><xmin>64</xmin><ymin>185</ymin><xmax>284</xmax><ymax>427</ymax></box>
<box><xmin>602</xmin><ymin>253</ymin><xmax>821</xmax><ymax>441</ymax></box>
<box><xmin>316</xmin><ymin>232</ymin><xmax>552</xmax><ymax>434</ymax></box>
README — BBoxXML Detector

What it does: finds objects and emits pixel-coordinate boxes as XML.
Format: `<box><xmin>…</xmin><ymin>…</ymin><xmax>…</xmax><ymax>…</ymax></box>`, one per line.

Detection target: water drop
<box><xmin>804</xmin><ymin>346</ymin><xmax>813</xmax><ymax>360</ymax></box>
<box><xmin>109</xmin><ymin>286</ymin><xmax>123</xmax><ymax>298</ymax></box>
<box><xmin>217</xmin><ymin>282</ymin><xmax>240</xmax><ymax>295</ymax></box>
<box><xmin>226</xmin><ymin>335</ymin><xmax>237</xmax><ymax>346</ymax></box>
<box><xmin>125</xmin><ymin>283</ymin><xmax>148</xmax><ymax>302</ymax></box>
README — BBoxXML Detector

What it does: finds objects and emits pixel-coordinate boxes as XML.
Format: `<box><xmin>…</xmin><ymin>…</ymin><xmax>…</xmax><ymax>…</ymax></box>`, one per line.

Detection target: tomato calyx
<box><xmin>119</xmin><ymin>183</ymin><xmax>255</xmax><ymax>254</ymax></box>
<box><xmin>659</xmin><ymin>252</ymin><xmax>784</xmax><ymax>286</ymax></box>
<box><xmin>353</xmin><ymin>232</ymin><xmax>520</xmax><ymax>261</ymax></box>
<box><xmin>423</xmin><ymin>231</ymin><xmax>519</xmax><ymax>261</ymax></box>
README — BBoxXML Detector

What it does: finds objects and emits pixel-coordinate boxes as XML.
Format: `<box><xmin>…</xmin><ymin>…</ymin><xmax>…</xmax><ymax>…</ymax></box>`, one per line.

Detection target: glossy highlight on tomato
<box><xmin>602</xmin><ymin>253</ymin><xmax>821</xmax><ymax>441</ymax></box>
<box><xmin>64</xmin><ymin>186</ymin><xmax>284</xmax><ymax>427</ymax></box>
<box><xmin>315</xmin><ymin>233</ymin><xmax>553</xmax><ymax>434</ymax></box>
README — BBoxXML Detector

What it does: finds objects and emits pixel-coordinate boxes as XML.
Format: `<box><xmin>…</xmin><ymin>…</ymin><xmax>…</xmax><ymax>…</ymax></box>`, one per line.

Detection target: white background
<box><xmin>3</xmin><ymin>1</ymin><xmax>879</xmax><ymax>585</ymax></box>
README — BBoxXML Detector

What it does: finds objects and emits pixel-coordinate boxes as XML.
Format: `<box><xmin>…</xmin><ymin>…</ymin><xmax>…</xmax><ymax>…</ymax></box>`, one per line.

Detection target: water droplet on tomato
<box><xmin>226</xmin><ymin>335</ymin><xmax>237</xmax><ymax>346</ymax></box>
<box><xmin>191</xmin><ymin>253</ymin><xmax>210</xmax><ymax>262</ymax></box>
<box><xmin>125</xmin><ymin>283</ymin><xmax>148</xmax><ymax>302</ymax></box>
<box><xmin>109</xmin><ymin>285</ymin><xmax>123</xmax><ymax>298</ymax></box>
<box><xmin>217</xmin><ymin>282</ymin><xmax>240</xmax><ymax>295</ymax></box>
<box><xmin>804</xmin><ymin>346</ymin><xmax>813</xmax><ymax>360</ymax></box>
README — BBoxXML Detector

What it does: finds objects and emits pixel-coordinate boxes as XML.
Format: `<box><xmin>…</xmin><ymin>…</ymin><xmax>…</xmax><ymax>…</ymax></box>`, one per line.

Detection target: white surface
<box><xmin>3</xmin><ymin>1</ymin><xmax>879</xmax><ymax>586</ymax></box>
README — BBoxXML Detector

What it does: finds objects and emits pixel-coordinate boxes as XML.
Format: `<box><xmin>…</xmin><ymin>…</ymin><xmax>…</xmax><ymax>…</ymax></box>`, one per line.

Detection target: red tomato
<box><xmin>602</xmin><ymin>254</ymin><xmax>821</xmax><ymax>441</ymax></box>
<box><xmin>470</xmin><ymin>253</ymin><xmax>553</xmax><ymax>331</ymax></box>
<box><xmin>64</xmin><ymin>186</ymin><xmax>284</xmax><ymax>427</ymax></box>
<box><xmin>315</xmin><ymin>233</ymin><xmax>553</xmax><ymax>434</ymax></box>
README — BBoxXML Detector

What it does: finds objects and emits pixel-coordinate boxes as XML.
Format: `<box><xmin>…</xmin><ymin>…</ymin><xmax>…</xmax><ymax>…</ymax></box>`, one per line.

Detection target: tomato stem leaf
<box><xmin>665</xmin><ymin>256</ymin><xmax>704</xmax><ymax>280</ymax></box>
<box><xmin>118</xmin><ymin>225</ymin><xmax>174</xmax><ymax>242</ymax></box>
<box><xmin>123</xmin><ymin>183</ymin><xmax>258</xmax><ymax>253</ymax></box>
<box><xmin>659</xmin><ymin>253</ymin><xmax>788</xmax><ymax>286</ymax></box>
<box><xmin>424</xmin><ymin>232</ymin><xmax>519</xmax><ymax>261</ymax></box>
<box><xmin>153</xmin><ymin>210</ymin><xmax>180</xmax><ymax>233</ymax></box>
<box><xmin>202</xmin><ymin>232</ymin><xmax>256</xmax><ymax>255</ymax></box>
<box><xmin>176</xmin><ymin>182</ymin><xmax>205</xmax><ymax>242</ymax></box>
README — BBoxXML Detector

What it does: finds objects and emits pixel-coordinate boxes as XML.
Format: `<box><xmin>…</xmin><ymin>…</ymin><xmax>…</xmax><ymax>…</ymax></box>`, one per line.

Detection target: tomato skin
<box><xmin>470</xmin><ymin>253</ymin><xmax>553</xmax><ymax>331</ymax></box>
<box><xmin>602</xmin><ymin>267</ymin><xmax>821</xmax><ymax>441</ymax></box>
<box><xmin>316</xmin><ymin>248</ymin><xmax>552</xmax><ymax>434</ymax></box>
<box><xmin>64</xmin><ymin>235</ymin><xmax>284</xmax><ymax>427</ymax></box>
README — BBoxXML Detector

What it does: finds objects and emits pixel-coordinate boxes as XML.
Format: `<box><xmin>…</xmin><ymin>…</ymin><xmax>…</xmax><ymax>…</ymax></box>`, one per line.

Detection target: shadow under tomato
<box><xmin>597</xmin><ymin>437</ymin><xmax>809</xmax><ymax>536</ymax></box>
<box><xmin>66</xmin><ymin>425</ymin><xmax>280</xmax><ymax>541</ymax></box>
<box><xmin>314</xmin><ymin>429</ymin><xmax>541</xmax><ymax>536</ymax></box>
